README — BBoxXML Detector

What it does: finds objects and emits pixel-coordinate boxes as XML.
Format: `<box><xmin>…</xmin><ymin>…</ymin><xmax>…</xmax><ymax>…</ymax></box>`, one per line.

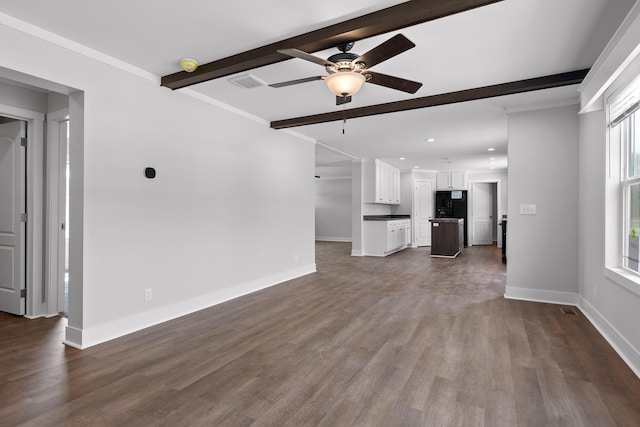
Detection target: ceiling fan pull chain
<box><xmin>342</xmin><ymin>106</ymin><xmax>347</xmax><ymax>134</ymax></box>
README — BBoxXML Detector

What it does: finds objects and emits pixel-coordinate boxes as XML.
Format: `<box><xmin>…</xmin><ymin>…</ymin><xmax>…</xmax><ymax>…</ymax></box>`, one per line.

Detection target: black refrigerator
<box><xmin>435</xmin><ymin>190</ymin><xmax>468</xmax><ymax>247</ymax></box>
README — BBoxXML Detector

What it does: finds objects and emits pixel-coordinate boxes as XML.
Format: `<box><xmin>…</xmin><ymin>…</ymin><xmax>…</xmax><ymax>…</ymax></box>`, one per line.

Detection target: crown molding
<box><xmin>0</xmin><ymin>11</ymin><xmax>159</xmax><ymax>84</ymax></box>
<box><xmin>578</xmin><ymin>2</ymin><xmax>640</xmax><ymax>113</ymax></box>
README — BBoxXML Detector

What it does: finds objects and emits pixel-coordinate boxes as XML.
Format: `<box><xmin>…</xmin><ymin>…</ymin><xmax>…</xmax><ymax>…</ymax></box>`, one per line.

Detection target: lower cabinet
<box><xmin>363</xmin><ymin>219</ymin><xmax>411</xmax><ymax>257</ymax></box>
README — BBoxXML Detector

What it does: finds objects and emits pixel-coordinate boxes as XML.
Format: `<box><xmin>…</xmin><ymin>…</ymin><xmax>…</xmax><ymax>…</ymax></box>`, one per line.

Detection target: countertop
<box><xmin>363</xmin><ymin>215</ymin><xmax>411</xmax><ymax>221</ymax></box>
<box><xmin>429</xmin><ymin>218</ymin><xmax>464</xmax><ymax>223</ymax></box>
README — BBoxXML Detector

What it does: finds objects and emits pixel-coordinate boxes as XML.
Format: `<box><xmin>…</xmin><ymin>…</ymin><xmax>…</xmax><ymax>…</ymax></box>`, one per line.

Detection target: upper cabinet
<box><xmin>365</xmin><ymin>159</ymin><xmax>401</xmax><ymax>204</ymax></box>
<box><xmin>436</xmin><ymin>171</ymin><xmax>467</xmax><ymax>190</ymax></box>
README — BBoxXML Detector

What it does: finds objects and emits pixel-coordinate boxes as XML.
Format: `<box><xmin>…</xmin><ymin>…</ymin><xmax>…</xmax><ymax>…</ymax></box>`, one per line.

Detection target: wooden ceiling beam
<box><xmin>160</xmin><ymin>0</ymin><xmax>503</xmax><ymax>90</ymax></box>
<box><xmin>269</xmin><ymin>69</ymin><xmax>590</xmax><ymax>129</ymax></box>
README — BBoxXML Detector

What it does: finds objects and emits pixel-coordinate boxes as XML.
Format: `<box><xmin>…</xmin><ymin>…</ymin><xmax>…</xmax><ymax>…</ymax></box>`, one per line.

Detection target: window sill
<box><xmin>605</xmin><ymin>267</ymin><xmax>640</xmax><ymax>297</ymax></box>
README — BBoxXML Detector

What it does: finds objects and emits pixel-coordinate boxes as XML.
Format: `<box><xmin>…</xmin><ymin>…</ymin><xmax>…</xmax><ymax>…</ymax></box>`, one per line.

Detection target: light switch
<box><xmin>520</xmin><ymin>204</ymin><xmax>537</xmax><ymax>215</ymax></box>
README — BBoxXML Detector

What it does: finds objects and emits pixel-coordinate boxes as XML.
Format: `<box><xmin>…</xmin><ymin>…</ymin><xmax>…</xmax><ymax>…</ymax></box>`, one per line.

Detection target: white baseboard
<box><xmin>315</xmin><ymin>236</ymin><xmax>352</xmax><ymax>242</ymax></box>
<box><xmin>351</xmin><ymin>249</ymin><xmax>364</xmax><ymax>256</ymax></box>
<box><xmin>64</xmin><ymin>325</ymin><xmax>84</xmax><ymax>348</ymax></box>
<box><xmin>504</xmin><ymin>286</ymin><xmax>579</xmax><ymax>305</ymax></box>
<box><xmin>504</xmin><ymin>287</ymin><xmax>640</xmax><ymax>379</ymax></box>
<box><xmin>68</xmin><ymin>263</ymin><xmax>317</xmax><ymax>349</ymax></box>
<box><xmin>25</xmin><ymin>312</ymin><xmax>61</xmax><ymax>319</ymax></box>
<box><xmin>578</xmin><ymin>295</ymin><xmax>640</xmax><ymax>379</ymax></box>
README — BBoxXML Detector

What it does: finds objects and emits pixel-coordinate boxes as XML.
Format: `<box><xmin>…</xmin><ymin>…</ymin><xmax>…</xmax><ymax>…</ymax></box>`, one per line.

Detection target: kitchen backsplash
<box><xmin>363</xmin><ymin>203</ymin><xmax>392</xmax><ymax>215</ymax></box>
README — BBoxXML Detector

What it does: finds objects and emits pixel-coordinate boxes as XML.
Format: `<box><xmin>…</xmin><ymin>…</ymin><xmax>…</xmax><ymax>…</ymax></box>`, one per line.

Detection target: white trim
<box><xmin>63</xmin><ymin>325</ymin><xmax>83</xmax><ymax>349</ymax></box>
<box><xmin>0</xmin><ymin>12</ymin><xmax>158</xmax><ymax>84</ymax></box>
<box><xmin>604</xmin><ymin>267</ymin><xmax>640</xmax><ymax>297</ymax></box>
<box><xmin>283</xmin><ymin>128</ymin><xmax>317</xmax><ymax>145</ymax></box>
<box><xmin>506</xmin><ymin>96</ymin><xmax>579</xmax><ymax>114</ymax></box>
<box><xmin>47</xmin><ymin>108</ymin><xmax>69</xmax><ymax>122</ymax></box>
<box><xmin>0</xmin><ymin>103</ymin><xmax>44</xmax><ymax>122</ymax></box>
<box><xmin>315</xmin><ymin>236</ymin><xmax>352</xmax><ymax>242</ymax></box>
<box><xmin>178</xmin><ymin>87</ymin><xmax>268</xmax><ymax>126</ymax></box>
<box><xmin>578</xmin><ymin>295</ymin><xmax>640</xmax><ymax>379</ymax></box>
<box><xmin>351</xmin><ymin>249</ymin><xmax>364</xmax><ymax>256</ymax></box>
<box><xmin>316</xmin><ymin>141</ymin><xmax>360</xmax><ymax>161</ymax></box>
<box><xmin>579</xmin><ymin>2</ymin><xmax>640</xmax><ymax>113</ymax></box>
<box><xmin>72</xmin><ymin>263</ymin><xmax>317</xmax><ymax>349</ymax></box>
<box><xmin>45</xmin><ymin>111</ymin><xmax>69</xmax><ymax>316</ymax></box>
<box><xmin>24</xmin><ymin>312</ymin><xmax>61</xmax><ymax>320</ymax></box>
<box><xmin>504</xmin><ymin>287</ymin><xmax>579</xmax><ymax>305</ymax></box>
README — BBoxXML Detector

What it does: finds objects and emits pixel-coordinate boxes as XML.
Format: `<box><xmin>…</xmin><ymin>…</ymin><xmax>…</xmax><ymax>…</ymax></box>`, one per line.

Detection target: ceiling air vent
<box><xmin>228</xmin><ymin>74</ymin><xmax>266</xmax><ymax>89</ymax></box>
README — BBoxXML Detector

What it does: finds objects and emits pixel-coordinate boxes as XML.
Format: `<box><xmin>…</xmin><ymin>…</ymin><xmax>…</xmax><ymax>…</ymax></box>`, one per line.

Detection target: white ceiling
<box><xmin>0</xmin><ymin>0</ymin><xmax>635</xmax><ymax>177</ymax></box>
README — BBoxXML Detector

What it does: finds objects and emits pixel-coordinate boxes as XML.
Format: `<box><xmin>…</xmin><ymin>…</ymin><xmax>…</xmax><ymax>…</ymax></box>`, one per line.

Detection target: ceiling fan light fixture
<box><xmin>325</xmin><ymin>72</ymin><xmax>366</xmax><ymax>97</ymax></box>
<box><xmin>179</xmin><ymin>58</ymin><xmax>198</xmax><ymax>73</ymax></box>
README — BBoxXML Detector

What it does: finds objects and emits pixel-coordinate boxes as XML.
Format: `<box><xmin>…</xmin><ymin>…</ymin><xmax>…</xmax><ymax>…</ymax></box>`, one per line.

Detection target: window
<box><xmin>608</xmin><ymin>76</ymin><xmax>640</xmax><ymax>283</ymax></box>
<box><xmin>618</xmin><ymin>111</ymin><xmax>640</xmax><ymax>272</ymax></box>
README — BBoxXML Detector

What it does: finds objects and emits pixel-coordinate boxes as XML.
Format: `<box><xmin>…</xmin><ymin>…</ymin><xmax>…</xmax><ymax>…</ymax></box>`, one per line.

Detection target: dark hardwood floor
<box><xmin>2</xmin><ymin>243</ymin><xmax>639</xmax><ymax>426</ymax></box>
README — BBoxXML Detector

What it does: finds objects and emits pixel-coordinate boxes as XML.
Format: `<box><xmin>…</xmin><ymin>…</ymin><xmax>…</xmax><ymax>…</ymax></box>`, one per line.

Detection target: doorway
<box><xmin>0</xmin><ymin>117</ymin><xmax>27</xmax><ymax>315</ymax></box>
<box><xmin>413</xmin><ymin>179</ymin><xmax>434</xmax><ymax>246</ymax></box>
<box><xmin>470</xmin><ymin>181</ymin><xmax>500</xmax><ymax>246</ymax></box>
<box><xmin>0</xmin><ymin>71</ymin><xmax>84</xmax><ymax>348</ymax></box>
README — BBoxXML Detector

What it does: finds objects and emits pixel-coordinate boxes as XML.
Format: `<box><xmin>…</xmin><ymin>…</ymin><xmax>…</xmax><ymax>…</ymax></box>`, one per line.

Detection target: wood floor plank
<box><xmin>1</xmin><ymin>243</ymin><xmax>639</xmax><ymax>426</ymax></box>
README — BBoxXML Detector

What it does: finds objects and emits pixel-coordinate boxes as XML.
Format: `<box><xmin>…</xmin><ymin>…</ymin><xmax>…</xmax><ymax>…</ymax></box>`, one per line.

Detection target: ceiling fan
<box><xmin>269</xmin><ymin>34</ymin><xmax>423</xmax><ymax>105</ymax></box>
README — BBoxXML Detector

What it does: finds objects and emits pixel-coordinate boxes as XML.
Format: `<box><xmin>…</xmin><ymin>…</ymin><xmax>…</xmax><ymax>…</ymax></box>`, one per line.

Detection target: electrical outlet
<box><xmin>519</xmin><ymin>204</ymin><xmax>537</xmax><ymax>215</ymax></box>
<box><xmin>144</xmin><ymin>288</ymin><xmax>152</xmax><ymax>302</ymax></box>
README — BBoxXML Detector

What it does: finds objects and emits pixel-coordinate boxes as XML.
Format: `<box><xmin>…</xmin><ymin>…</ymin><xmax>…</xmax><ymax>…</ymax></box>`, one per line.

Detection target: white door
<box><xmin>0</xmin><ymin>120</ymin><xmax>26</xmax><ymax>315</ymax></box>
<box><xmin>414</xmin><ymin>179</ymin><xmax>433</xmax><ymax>246</ymax></box>
<box><xmin>472</xmin><ymin>183</ymin><xmax>493</xmax><ymax>245</ymax></box>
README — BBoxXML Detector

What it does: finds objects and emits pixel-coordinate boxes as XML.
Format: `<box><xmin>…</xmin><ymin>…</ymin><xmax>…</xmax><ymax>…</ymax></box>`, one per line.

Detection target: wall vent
<box><xmin>559</xmin><ymin>306</ymin><xmax>579</xmax><ymax>316</ymax></box>
<box><xmin>228</xmin><ymin>74</ymin><xmax>266</xmax><ymax>89</ymax></box>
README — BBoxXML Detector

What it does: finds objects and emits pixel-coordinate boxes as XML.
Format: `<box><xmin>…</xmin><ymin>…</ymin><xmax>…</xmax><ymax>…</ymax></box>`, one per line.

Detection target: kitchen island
<box><xmin>430</xmin><ymin>218</ymin><xmax>463</xmax><ymax>258</ymax></box>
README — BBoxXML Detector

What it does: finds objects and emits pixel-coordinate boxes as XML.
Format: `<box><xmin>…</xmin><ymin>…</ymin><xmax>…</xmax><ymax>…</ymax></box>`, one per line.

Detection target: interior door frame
<box><xmin>46</xmin><ymin>109</ymin><xmax>69</xmax><ymax>315</ymax></box>
<box><xmin>468</xmin><ymin>179</ymin><xmax>502</xmax><ymax>248</ymax></box>
<box><xmin>0</xmin><ymin>103</ymin><xmax>45</xmax><ymax>318</ymax></box>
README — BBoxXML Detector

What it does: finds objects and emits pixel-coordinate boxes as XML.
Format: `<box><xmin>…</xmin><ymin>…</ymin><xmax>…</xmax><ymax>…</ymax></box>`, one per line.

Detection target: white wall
<box><xmin>576</xmin><ymin>2</ymin><xmax>640</xmax><ymax>376</ymax></box>
<box><xmin>315</xmin><ymin>177</ymin><xmax>352</xmax><ymax>241</ymax></box>
<box><xmin>0</xmin><ymin>20</ymin><xmax>315</xmax><ymax>347</ymax></box>
<box><xmin>506</xmin><ymin>104</ymin><xmax>580</xmax><ymax>303</ymax></box>
<box><xmin>577</xmin><ymin>109</ymin><xmax>640</xmax><ymax>371</ymax></box>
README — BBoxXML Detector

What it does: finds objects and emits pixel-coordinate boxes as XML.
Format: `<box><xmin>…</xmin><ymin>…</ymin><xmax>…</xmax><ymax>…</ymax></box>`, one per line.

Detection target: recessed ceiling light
<box><xmin>399</xmin><ymin>157</ymin><xmax>406</xmax><ymax>160</ymax></box>
<box><xmin>426</xmin><ymin>138</ymin><xmax>435</xmax><ymax>142</ymax></box>
<box><xmin>488</xmin><ymin>147</ymin><xmax>495</xmax><ymax>152</ymax></box>
<box><xmin>414</xmin><ymin>166</ymin><xmax>419</xmax><ymax>169</ymax></box>
<box><xmin>489</xmin><ymin>166</ymin><xmax>495</xmax><ymax>169</ymax></box>
<box><xmin>489</xmin><ymin>157</ymin><xmax>496</xmax><ymax>160</ymax></box>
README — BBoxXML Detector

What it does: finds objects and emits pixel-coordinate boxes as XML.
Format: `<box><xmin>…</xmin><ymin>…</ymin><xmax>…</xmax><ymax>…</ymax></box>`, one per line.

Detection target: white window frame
<box><xmin>604</xmin><ymin>75</ymin><xmax>640</xmax><ymax>297</ymax></box>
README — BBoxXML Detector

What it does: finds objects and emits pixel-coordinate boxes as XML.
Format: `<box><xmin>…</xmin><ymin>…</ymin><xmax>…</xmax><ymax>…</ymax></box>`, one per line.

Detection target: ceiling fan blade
<box><xmin>355</xmin><ymin>34</ymin><xmax>415</xmax><ymax>69</ymax></box>
<box><xmin>363</xmin><ymin>71</ymin><xmax>422</xmax><ymax>94</ymax></box>
<box><xmin>269</xmin><ymin>76</ymin><xmax>324</xmax><ymax>88</ymax></box>
<box><xmin>278</xmin><ymin>48</ymin><xmax>335</xmax><ymax>67</ymax></box>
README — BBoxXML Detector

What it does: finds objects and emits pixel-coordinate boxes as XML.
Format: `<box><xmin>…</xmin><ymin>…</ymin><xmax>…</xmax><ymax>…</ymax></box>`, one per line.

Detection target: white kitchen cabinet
<box><xmin>436</xmin><ymin>171</ymin><xmax>467</xmax><ymax>190</ymax></box>
<box><xmin>365</xmin><ymin>159</ymin><xmax>401</xmax><ymax>204</ymax></box>
<box><xmin>363</xmin><ymin>219</ymin><xmax>411</xmax><ymax>256</ymax></box>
